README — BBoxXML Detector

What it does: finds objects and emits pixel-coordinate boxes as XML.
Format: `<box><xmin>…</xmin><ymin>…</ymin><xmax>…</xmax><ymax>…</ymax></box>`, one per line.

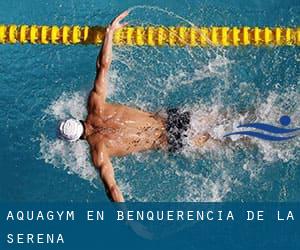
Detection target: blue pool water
<box><xmin>0</xmin><ymin>0</ymin><xmax>299</xmax><ymax>202</ymax></box>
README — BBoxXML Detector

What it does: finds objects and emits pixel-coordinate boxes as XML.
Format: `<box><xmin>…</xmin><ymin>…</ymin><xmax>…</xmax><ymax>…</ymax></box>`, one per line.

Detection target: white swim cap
<box><xmin>58</xmin><ymin>118</ymin><xmax>84</xmax><ymax>142</ymax></box>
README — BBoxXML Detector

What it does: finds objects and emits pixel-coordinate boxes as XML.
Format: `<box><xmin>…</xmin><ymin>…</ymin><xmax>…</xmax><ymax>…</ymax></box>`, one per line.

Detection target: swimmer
<box><xmin>58</xmin><ymin>11</ymin><xmax>210</xmax><ymax>202</ymax></box>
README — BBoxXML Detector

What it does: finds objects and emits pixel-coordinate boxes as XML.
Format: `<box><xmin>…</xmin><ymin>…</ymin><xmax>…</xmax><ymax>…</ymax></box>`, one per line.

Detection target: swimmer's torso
<box><xmin>85</xmin><ymin>92</ymin><xmax>167</xmax><ymax>156</ymax></box>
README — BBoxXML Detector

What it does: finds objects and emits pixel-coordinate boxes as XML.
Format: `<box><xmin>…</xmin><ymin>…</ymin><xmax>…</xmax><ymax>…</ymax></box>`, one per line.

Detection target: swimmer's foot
<box><xmin>193</xmin><ymin>133</ymin><xmax>210</xmax><ymax>147</ymax></box>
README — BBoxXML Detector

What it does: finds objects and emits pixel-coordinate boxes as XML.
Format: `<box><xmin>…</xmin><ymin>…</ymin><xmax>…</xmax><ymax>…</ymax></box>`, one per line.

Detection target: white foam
<box><xmin>39</xmin><ymin>134</ymin><xmax>97</xmax><ymax>183</ymax></box>
<box><xmin>181</xmin><ymin>89</ymin><xmax>300</xmax><ymax>163</ymax></box>
<box><xmin>253</xmin><ymin>90</ymin><xmax>300</xmax><ymax>162</ymax></box>
<box><xmin>39</xmin><ymin>92</ymin><xmax>98</xmax><ymax>185</ymax></box>
<box><xmin>45</xmin><ymin>92</ymin><xmax>87</xmax><ymax>120</ymax></box>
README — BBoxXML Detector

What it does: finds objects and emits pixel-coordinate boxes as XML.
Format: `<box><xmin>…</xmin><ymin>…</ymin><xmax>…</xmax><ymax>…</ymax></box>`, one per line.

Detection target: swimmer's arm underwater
<box><xmin>93</xmin><ymin>11</ymin><xmax>129</xmax><ymax>101</ymax></box>
<box><xmin>92</xmin><ymin>143</ymin><xmax>125</xmax><ymax>202</ymax></box>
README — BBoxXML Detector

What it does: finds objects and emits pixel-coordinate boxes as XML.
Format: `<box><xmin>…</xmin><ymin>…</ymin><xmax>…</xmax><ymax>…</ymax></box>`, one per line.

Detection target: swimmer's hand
<box><xmin>107</xmin><ymin>10</ymin><xmax>129</xmax><ymax>33</ymax></box>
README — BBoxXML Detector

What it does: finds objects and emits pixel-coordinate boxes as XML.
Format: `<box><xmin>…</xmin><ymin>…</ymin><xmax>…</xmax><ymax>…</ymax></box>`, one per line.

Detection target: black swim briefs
<box><xmin>166</xmin><ymin>108</ymin><xmax>191</xmax><ymax>153</ymax></box>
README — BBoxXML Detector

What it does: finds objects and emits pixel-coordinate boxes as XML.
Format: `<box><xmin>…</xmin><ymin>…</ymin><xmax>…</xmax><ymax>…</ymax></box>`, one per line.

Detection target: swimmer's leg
<box><xmin>190</xmin><ymin>115</ymin><xmax>216</xmax><ymax>147</ymax></box>
<box><xmin>189</xmin><ymin>107</ymin><xmax>259</xmax><ymax>148</ymax></box>
<box><xmin>192</xmin><ymin>133</ymin><xmax>254</xmax><ymax>148</ymax></box>
<box><xmin>192</xmin><ymin>132</ymin><xmax>211</xmax><ymax>147</ymax></box>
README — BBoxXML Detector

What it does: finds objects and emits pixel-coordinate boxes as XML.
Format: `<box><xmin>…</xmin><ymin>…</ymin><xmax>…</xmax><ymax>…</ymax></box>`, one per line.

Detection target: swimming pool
<box><xmin>0</xmin><ymin>0</ymin><xmax>299</xmax><ymax>202</ymax></box>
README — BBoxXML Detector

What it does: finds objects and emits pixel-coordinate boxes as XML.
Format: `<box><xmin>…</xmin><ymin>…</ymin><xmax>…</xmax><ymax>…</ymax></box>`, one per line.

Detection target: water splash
<box><xmin>39</xmin><ymin>88</ymin><xmax>300</xmax><ymax>202</ymax></box>
<box><xmin>37</xmin><ymin>6</ymin><xmax>300</xmax><ymax>202</ymax></box>
<box><xmin>39</xmin><ymin>134</ymin><xmax>98</xmax><ymax>185</ymax></box>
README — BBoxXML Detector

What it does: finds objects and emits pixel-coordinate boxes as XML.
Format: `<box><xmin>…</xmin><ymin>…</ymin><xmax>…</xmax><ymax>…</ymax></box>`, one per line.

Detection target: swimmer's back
<box><xmin>86</xmin><ymin>102</ymin><xmax>168</xmax><ymax>156</ymax></box>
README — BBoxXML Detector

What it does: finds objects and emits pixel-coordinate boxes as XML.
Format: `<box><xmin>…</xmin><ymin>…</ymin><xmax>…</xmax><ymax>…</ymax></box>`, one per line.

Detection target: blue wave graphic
<box><xmin>224</xmin><ymin>131</ymin><xmax>297</xmax><ymax>141</ymax></box>
<box><xmin>224</xmin><ymin>116</ymin><xmax>299</xmax><ymax>141</ymax></box>
<box><xmin>237</xmin><ymin>123</ymin><xmax>300</xmax><ymax>134</ymax></box>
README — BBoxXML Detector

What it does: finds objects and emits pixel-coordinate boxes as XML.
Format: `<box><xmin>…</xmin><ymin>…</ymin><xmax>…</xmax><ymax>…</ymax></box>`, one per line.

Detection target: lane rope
<box><xmin>0</xmin><ymin>25</ymin><xmax>299</xmax><ymax>46</ymax></box>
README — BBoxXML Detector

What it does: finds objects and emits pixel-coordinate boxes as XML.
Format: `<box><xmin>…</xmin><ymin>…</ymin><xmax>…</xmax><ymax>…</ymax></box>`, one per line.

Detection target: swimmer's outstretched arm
<box><xmin>92</xmin><ymin>143</ymin><xmax>125</xmax><ymax>202</ymax></box>
<box><xmin>93</xmin><ymin>11</ymin><xmax>129</xmax><ymax>101</ymax></box>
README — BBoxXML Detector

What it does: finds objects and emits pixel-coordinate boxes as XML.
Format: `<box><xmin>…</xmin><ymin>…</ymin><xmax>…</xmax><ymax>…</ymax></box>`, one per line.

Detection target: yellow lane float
<box><xmin>0</xmin><ymin>25</ymin><xmax>299</xmax><ymax>46</ymax></box>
